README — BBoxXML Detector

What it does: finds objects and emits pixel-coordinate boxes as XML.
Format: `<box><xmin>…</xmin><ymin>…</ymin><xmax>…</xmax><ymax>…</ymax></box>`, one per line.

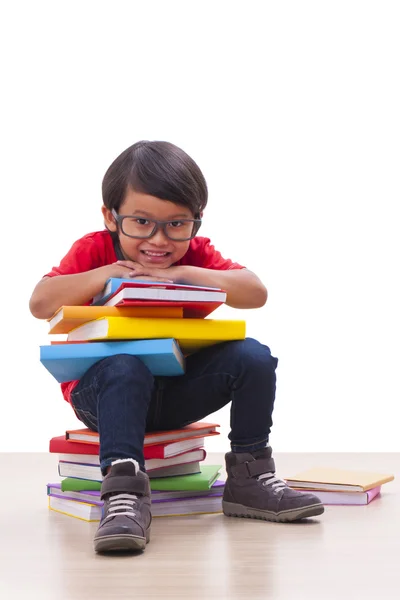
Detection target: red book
<box><xmin>50</xmin><ymin>436</ymin><xmax>99</xmax><ymax>455</ymax></box>
<box><xmin>105</xmin><ymin>298</ymin><xmax>224</xmax><ymax>319</ymax></box>
<box><xmin>49</xmin><ymin>434</ymin><xmax>209</xmax><ymax>460</ymax></box>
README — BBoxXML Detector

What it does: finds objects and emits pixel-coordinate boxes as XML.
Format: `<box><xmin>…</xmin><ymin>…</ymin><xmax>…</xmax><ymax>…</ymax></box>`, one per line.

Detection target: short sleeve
<box><xmin>43</xmin><ymin>233</ymin><xmax>112</xmax><ymax>278</ymax></box>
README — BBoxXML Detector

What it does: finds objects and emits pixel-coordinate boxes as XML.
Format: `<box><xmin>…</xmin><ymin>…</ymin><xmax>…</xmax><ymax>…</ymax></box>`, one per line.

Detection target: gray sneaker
<box><xmin>223</xmin><ymin>447</ymin><xmax>324</xmax><ymax>522</ymax></box>
<box><xmin>94</xmin><ymin>459</ymin><xmax>152</xmax><ymax>553</ymax></box>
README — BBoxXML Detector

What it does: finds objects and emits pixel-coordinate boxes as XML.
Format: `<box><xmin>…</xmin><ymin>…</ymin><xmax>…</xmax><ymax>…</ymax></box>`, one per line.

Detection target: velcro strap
<box><xmin>101</xmin><ymin>474</ymin><xmax>148</xmax><ymax>499</ymax></box>
<box><xmin>231</xmin><ymin>458</ymin><xmax>273</xmax><ymax>479</ymax></box>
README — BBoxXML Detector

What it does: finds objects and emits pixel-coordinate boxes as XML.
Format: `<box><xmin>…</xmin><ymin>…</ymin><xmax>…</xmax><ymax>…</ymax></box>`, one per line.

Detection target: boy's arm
<box><xmin>29</xmin><ymin>261</ymin><xmax>175</xmax><ymax>319</ymax></box>
<box><xmin>29</xmin><ymin>266</ymin><xmax>121</xmax><ymax>320</ymax></box>
<box><xmin>167</xmin><ymin>265</ymin><xmax>267</xmax><ymax>309</ymax></box>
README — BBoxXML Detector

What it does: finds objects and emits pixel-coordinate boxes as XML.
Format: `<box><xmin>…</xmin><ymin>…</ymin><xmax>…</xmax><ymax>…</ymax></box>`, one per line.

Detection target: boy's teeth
<box><xmin>144</xmin><ymin>251</ymin><xmax>168</xmax><ymax>256</ymax></box>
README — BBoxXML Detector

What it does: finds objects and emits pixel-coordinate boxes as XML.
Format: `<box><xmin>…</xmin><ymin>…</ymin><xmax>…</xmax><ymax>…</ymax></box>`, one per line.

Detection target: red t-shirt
<box><xmin>44</xmin><ymin>230</ymin><xmax>245</xmax><ymax>403</ymax></box>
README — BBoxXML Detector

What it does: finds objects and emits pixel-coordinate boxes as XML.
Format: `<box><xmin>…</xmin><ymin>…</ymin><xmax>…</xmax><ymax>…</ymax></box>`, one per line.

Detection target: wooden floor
<box><xmin>0</xmin><ymin>452</ymin><xmax>398</xmax><ymax>599</ymax></box>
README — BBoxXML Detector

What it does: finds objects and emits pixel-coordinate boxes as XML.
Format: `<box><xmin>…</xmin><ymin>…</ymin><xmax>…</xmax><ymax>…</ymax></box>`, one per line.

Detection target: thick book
<box><xmin>48</xmin><ymin>493</ymin><xmax>223</xmax><ymax>521</ymax></box>
<box><xmin>40</xmin><ymin>338</ymin><xmax>185</xmax><ymax>382</ymax></box>
<box><xmin>285</xmin><ymin>467</ymin><xmax>395</xmax><ymax>492</ymax></box>
<box><xmin>58</xmin><ymin>449</ymin><xmax>206</xmax><ymax>481</ymax></box>
<box><xmin>59</xmin><ymin>460</ymin><xmax>202</xmax><ymax>488</ymax></box>
<box><xmin>48</xmin><ymin>305</ymin><xmax>183</xmax><ymax>334</ymax></box>
<box><xmin>65</xmin><ymin>421</ymin><xmax>220</xmax><ymax>446</ymax></box>
<box><xmin>92</xmin><ymin>278</ymin><xmax>227</xmax><ymax>306</ymax></box>
<box><xmin>66</xmin><ymin>316</ymin><xmax>246</xmax><ymax>353</ymax></box>
<box><xmin>104</xmin><ymin>298</ymin><xmax>224</xmax><ymax>319</ymax></box>
<box><xmin>49</xmin><ymin>496</ymin><xmax>101</xmax><ymax>522</ymax></box>
<box><xmin>49</xmin><ymin>436</ymin><xmax>99</xmax><ymax>456</ymax></box>
<box><xmin>290</xmin><ymin>486</ymin><xmax>382</xmax><ymax>505</ymax></box>
<box><xmin>50</xmin><ymin>434</ymin><xmax>206</xmax><ymax>460</ymax></box>
<box><xmin>150</xmin><ymin>464</ymin><xmax>221</xmax><ymax>491</ymax></box>
<box><xmin>48</xmin><ymin>480</ymin><xmax>225</xmax><ymax>504</ymax></box>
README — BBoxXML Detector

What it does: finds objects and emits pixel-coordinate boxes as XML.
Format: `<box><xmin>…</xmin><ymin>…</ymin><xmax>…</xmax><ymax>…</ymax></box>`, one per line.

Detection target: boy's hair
<box><xmin>102</xmin><ymin>141</ymin><xmax>208</xmax><ymax>218</ymax></box>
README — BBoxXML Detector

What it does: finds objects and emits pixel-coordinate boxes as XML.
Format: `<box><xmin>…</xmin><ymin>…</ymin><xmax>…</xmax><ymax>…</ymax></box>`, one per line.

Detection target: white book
<box><xmin>49</xmin><ymin>496</ymin><xmax>101</xmax><ymax>522</ymax></box>
<box><xmin>58</xmin><ymin>454</ymin><xmax>204</xmax><ymax>481</ymax></box>
<box><xmin>103</xmin><ymin>286</ymin><xmax>226</xmax><ymax>307</ymax></box>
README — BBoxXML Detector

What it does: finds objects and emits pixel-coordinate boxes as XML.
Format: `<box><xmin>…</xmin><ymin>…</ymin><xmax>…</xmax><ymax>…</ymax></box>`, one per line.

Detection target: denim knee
<box><xmin>94</xmin><ymin>353</ymin><xmax>155</xmax><ymax>387</ymax></box>
<box><xmin>227</xmin><ymin>338</ymin><xmax>278</xmax><ymax>373</ymax></box>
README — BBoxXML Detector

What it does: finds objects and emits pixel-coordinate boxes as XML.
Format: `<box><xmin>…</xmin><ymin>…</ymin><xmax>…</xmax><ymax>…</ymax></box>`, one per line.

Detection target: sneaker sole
<box><xmin>222</xmin><ymin>501</ymin><xmax>324</xmax><ymax>522</ymax></box>
<box><xmin>94</xmin><ymin>529</ymin><xmax>150</xmax><ymax>553</ymax></box>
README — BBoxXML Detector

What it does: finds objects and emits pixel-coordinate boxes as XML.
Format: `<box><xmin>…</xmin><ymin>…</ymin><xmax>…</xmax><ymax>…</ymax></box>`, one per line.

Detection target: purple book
<box><xmin>47</xmin><ymin>480</ymin><xmax>225</xmax><ymax>505</ymax></box>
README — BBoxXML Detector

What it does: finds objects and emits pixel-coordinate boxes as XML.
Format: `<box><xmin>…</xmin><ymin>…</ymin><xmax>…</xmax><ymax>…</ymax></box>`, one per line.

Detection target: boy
<box><xmin>30</xmin><ymin>141</ymin><xmax>323</xmax><ymax>554</ymax></box>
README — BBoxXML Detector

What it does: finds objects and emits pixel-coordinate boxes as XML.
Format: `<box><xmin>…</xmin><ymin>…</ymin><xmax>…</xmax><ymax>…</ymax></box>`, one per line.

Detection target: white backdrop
<box><xmin>1</xmin><ymin>1</ymin><xmax>399</xmax><ymax>452</ymax></box>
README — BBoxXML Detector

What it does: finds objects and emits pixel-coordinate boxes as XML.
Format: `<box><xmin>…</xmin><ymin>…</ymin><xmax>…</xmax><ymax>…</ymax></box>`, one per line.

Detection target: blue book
<box><xmin>40</xmin><ymin>338</ymin><xmax>185</xmax><ymax>383</ymax></box>
<box><xmin>91</xmin><ymin>277</ymin><xmax>225</xmax><ymax>306</ymax></box>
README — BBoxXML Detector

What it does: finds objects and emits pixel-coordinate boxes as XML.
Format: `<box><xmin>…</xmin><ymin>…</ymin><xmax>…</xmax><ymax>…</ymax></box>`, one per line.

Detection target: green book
<box><xmin>61</xmin><ymin>478</ymin><xmax>101</xmax><ymax>492</ymax></box>
<box><xmin>150</xmin><ymin>465</ymin><xmax>222</xmax><ymax>491</ymax></box>
<box><xmin>60</xmin><ymin>464</ymin><xmax>222</xmax><ymax>493</ymax></box>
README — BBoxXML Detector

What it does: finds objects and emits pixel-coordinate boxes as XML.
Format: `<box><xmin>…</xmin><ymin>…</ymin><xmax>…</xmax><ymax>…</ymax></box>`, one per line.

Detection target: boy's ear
<box><xmin>102</xmin><ymin>205</ymin><xmax>117</xmax><ymax>232</ymax></box>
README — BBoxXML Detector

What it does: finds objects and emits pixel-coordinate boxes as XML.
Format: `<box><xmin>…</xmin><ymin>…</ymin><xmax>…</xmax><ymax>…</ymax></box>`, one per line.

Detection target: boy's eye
<box><xmin>134</xmin><ymin>218</ymin><xmax>150</xmax><ymax>226</ymax></box>
<box><xmin>168</xmin><ymin>221</ymin><xmax>184</xmax><ymax>228</ymax></box>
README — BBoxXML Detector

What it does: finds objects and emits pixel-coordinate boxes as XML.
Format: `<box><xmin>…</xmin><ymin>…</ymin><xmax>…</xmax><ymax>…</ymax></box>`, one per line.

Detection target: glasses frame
<box><xmin>111</xmin><ymin>209</ymin><xmax>202</xmax><ymax>241</ymax></box>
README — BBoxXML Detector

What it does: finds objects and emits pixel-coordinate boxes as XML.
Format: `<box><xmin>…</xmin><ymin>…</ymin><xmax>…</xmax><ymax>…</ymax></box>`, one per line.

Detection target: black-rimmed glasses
<box><xmin>111</xmin><ymin>209</ymin><xmax>202</xmax><ymax>241</ymax></box>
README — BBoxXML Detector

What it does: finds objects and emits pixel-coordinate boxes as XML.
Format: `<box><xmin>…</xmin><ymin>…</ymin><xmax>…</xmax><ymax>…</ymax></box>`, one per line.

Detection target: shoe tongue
<box><xmin>110</xmin><ymin>459</ymin><xmax>139</xmax><ymax>477</ymax></box>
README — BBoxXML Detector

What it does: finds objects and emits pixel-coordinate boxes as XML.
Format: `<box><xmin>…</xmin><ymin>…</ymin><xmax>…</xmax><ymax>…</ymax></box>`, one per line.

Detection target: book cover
<box><xmin>290</xmin><ymin>486</ymin><xmax>382</xmax><ymax>505</ymax></box>
<box><xmin>92</xmin><ymin>278</ymin><xmax>226</xmax><ymax>306</ymax></box>
<box><xmin>59</xmin><ymin>461</ymin><xmax>203</xmax><ymax>489</ymax></box>
<box><xmin>66</xmin><ymin>317</ymin><xmax>246</xmax><ymax>354</ymax></box>
<box><xmin>49</xmin><ymin>435</ymin><xmax>99</xmax><ymax>455</ymax></box>
<box><xmin>47</xmin><ymin>479</ymin><xmax>225</xmax><ymax>504</ymax></box>
<box><xmin>58</xmin><ymin>453</ymin><xmax>205</xmax><ymax>482</ymax></box>
<box><xmin>150</xmin><ymin>464</ymin><xmax>222</xmax><ymax>491</ymax></box>
<box><xmin>151</xmin><ymin>495</ymin><xmax>223</xmax><ymax>517</ymax></box>
<box><xmin>285</xmin><ymin>467</ymin><xmax>395</xmax><ymax>492</ymax></box>
<box><xmin>103</xmin><ymin>298</ymin><xmax>224</xmax><ymax>319</ymax></box>
<box><xmin>51</xmin><ymin>435</ymin><xmax>206</xmax><ymax>461</ymax></box>
<box><xmin>48</xmin><ymin>304</ymin><xmax>184</xmax><ymax>334</ymax></box>
<box><xmin>48</xmin><ymin>493</ymin><xmax>223</xmax><ymax>521</ymax></box>
<box><xmin>48</xmin><ymin>496</ymin><xmax>101</xmax><ymax>522</ymax></box>
<box><xmin>65</xmin><ymin>421</ymin><xmax>220</xmax><ymax>446</ymax></box>
<box><xmin>40</xmin><ymin>338</ymin><xmax>185</xmax><ymax>383</ymax></box>
<box><xmin>59</xmin><ymin>448</ymin><xmax>205</xmax><ymax>471</ymax></box>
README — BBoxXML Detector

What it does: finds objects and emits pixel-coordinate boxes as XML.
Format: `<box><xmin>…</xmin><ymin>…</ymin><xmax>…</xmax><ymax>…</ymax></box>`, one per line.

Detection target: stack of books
<box><xmin>284</xmin><ymin>467</ymin><xmax>395</xmax><ymax>505</ymax></box>
<box><xmin>40</xmin><ymin>278</ymin><xmax>246</xmax><ymax>382</ymax></box>
<box><xmin>47</xmin><ymin>422</ymin><xmax>225</xmax><ymax>522</ymax></box>
<box><xmin>41</xmin><ymin>278</ymin><xmax>244</xmax><ymax>522</ymax></box>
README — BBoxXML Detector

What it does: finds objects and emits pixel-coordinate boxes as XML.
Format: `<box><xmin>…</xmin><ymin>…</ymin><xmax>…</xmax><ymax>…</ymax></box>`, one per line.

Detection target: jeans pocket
<box><xmin>70</xmin><ymin>385</ymin><xmax>99</xmax><ymax>432</ymax></box>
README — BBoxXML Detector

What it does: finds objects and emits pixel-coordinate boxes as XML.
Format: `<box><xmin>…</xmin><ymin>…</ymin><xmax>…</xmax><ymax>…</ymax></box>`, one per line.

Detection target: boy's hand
<box><xmin>112</xmin><ymin>260</ymin><xmax>176</xmax><ymax>283</ymax></box>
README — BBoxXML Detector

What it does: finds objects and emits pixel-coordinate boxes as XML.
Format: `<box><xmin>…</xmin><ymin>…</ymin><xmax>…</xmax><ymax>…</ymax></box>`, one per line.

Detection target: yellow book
<box><xmin>66</xmin><ymin>317</ymin><xmax>246</xmax><ymax>353</ymax></box>
<box><xmin>48</xmin><ymin>305</ymin><xmax>183</xmax><ymax>334</ymax></box>
<box><xmin>284</xmin><ymin>467</ymin><xmax>395</xmax><ymax>492</ymax></box>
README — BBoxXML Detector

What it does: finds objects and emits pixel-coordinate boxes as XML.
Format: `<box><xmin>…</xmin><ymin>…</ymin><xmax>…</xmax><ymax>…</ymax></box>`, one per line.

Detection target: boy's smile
<box><xmin>102</xmin><ymin>188</ymin><xmax>194</xmax><ymax>268</ymax></box>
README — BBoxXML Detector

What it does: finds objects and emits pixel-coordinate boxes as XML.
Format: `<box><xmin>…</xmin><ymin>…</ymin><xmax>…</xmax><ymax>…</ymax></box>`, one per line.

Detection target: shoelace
<box><xmin>104</xmin><ymin>493</ymin><xmax>138</xmax><ymax>519</ymax></box>
<box><xmin>257</xmin><ymin>471</ymin><xmax>287</xmax><ymax>492</ymax></box>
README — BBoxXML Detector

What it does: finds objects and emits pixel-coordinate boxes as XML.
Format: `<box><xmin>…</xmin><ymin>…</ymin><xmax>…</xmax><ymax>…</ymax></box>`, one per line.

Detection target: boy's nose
<box><xmin>149</xmin><ymin>226</ymin><xmax>170</xmax><ymax>246</ymax></box>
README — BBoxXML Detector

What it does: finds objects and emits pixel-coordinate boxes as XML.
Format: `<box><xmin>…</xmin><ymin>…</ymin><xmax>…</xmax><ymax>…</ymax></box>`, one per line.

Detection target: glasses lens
<box><xmin>165</xmin><ymin>220</ymin><xmax>196</xmax><ymax>240</ymax></box>
<box><xmin>121</xmin><ymin>217</ymin><xmax>155</xmax><ymax>238</ymax></box>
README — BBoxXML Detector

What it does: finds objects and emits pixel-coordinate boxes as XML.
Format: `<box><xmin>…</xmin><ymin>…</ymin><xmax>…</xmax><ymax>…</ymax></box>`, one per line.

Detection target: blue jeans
<box><xmin>70</xmin><ymin>338</ymin><xmax>278</xmax><ymax>474</ymax></box>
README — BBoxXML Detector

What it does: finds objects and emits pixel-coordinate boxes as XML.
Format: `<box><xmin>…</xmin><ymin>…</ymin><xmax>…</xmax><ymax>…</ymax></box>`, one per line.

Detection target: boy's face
<box><xmin>102</xmin><ymin>188</ymin><xmax>194</xmax><ymax>268</ymax></box>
